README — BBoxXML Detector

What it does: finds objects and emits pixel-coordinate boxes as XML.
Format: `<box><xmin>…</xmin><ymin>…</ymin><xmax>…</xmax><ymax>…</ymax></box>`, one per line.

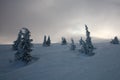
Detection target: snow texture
<box><xmin>0</xmin><ymin>42</ymin><xmax>120</xmax><ymax>80</ymax></box>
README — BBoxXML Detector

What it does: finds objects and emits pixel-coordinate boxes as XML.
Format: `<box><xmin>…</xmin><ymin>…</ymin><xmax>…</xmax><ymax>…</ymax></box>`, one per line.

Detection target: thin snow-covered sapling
<box><xmin>70</xmin><ymin>38</ymin><xmax>76</xmax><ymax>50</ymax></box>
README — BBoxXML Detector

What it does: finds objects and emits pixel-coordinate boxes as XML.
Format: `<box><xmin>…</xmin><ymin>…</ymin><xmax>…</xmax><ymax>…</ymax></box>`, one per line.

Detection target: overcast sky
<box><xmin>0</xmin><ymin>0</ymin><xmax>120</xmax><ymax>44</ymax></box>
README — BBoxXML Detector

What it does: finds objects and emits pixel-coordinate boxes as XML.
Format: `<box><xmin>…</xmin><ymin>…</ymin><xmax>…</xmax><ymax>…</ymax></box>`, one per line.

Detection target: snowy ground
<box><xmin>0</xmin><ymin>42</ymin><xmax>120</xmax><ymax>80</ymax></box>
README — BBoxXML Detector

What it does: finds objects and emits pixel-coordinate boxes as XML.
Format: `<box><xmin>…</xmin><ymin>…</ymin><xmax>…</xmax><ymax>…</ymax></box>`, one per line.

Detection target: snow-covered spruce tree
<box><xmin>85</xmin><ymin>24</ymin><xmax>94</xmax><ymax>50</ymax></box>
<box><xmin>110</xmin><ymin>36</ymin><xmax>119</xmax><ymax>44</ymax></box>
<box><xmin>15</xmin><ymin>28</ymin><xmax>33</xmax><ymax>63</ymax></box>
<box><xmin>79</xmin><ymin>38</ymin><xmax>88</xmax><ymax>54</ymax></box>
<box><xmin>79</xmin><ymin>37</ymin><xmax>84</xmax><ymax>46</ymax></box>
<box><xmin>80</xmin><ymin>25</ymin><xmax>94</xmax><ymax>56</ymax></box>
<box><xmin>61</xmin><ymin>37</ymin><xmax>67</xmax><ymax>45</ymax></box>
<box><xmin>12</xmin><ymin>30</ymin><xmax>23</xmax><ymax>50</ymax></box>
<box><xmin>46</xmin><ymin>36</ymin><xmax>51</xmax><ymax>46</ymax></box>
<box><xmin>70</xmin><ymin>38</ymin><xmax>76</xmax><ymax>50</ymax></box>
<box><xmin>43</xmin><ymin>35</ymin><xmax>47</xmax><ymax>46</ymax></box>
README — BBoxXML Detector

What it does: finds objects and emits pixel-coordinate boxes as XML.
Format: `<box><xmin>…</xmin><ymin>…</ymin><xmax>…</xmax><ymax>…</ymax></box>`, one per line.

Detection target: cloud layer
<box><xmin>0</xmin><ymin>0</ymin><xmax>120</xmax><ymax>44</ymax></box>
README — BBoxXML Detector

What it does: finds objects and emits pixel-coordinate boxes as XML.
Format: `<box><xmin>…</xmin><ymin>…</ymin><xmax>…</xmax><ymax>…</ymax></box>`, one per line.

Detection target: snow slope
<box><xmin>0</xmin><ymin>42</ymin><xmax>120</xmax><ymax>80</ymax></box>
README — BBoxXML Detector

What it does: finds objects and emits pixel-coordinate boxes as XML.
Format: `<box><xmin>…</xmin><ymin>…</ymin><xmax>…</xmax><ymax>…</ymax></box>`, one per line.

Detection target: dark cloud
<box><xmin>0</xmin><ymin>0</ymin><xmax>120</xmax><ymax>44</ymax></box>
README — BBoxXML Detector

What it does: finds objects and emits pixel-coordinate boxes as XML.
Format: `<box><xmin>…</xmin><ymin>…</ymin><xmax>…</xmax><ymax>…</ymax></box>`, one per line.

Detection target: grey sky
<box><xmin>0</xmin><ymin>0</ymin><xmax>120</xmax><ymax>44</ymax></box>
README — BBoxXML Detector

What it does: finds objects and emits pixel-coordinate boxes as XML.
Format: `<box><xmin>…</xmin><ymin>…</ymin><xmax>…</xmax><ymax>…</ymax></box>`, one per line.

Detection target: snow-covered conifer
<box><xmin>14</xmin><ymin>28</ymin><xmax>33</xmax><ymax>63</ymax></box>
<box><xmin>70</xmin><ymin>38</ymin><xmax>76</xmax><ymax>50</ymax></box>
<box><xmin>61</xmin><ymin>37</ymin><xmax>67</xmax><ymax>45</ymax></box>
<box><xmin>110</xmin><ymin>36</ymin><xmax>119</xmax><ymax>44</ymax></box>
<box><xmin>12</xmin><ymin>30</ymin><xmax>23</xmax><ymax>50</ymax></box>
<box><xmin>46</xmin><ymin>36</ymin><xmax>51</xmax><ymax>46</ymax></box>
<box><xmin>79</xmin><ymin>37</ymin><xmax>84</xmax><ymax>46</ymax></box>
<box><xmin>85</xmin><ymin>24</ymin><xmax>94</xmax><ymax>50</ymax></box>
<box><xmin>79</xmin><ymin>25</ymin><xmax>94</xmax><ymax>56</ymax></box>
<box><xmin>43</xmin><ymin>35</ymin><xmax>47</xmax><ymax>46</ymax></box>
<box><xmin>80</xmin><ymin>39</ymin><xmax>87</xmax><ymax>54</ymax></box>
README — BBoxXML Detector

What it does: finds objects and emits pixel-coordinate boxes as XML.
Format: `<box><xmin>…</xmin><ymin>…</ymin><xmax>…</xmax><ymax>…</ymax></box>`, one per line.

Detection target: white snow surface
<box><xmin>0</xmin><ymin>42</ymin><xmax>120</xmax><ymax>80</ymax></box>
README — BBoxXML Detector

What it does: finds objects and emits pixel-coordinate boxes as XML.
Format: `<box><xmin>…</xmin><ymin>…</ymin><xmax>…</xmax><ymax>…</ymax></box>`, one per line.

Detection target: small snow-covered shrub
<box><xmin>110</xmin><ymin>36</ymin><xmax>119</xmax><ymax>44</ymax></box>
<box><xmin>61</xmin><ymin>37</ymin><xmax>67</xmax><ymax>45</ymax></box>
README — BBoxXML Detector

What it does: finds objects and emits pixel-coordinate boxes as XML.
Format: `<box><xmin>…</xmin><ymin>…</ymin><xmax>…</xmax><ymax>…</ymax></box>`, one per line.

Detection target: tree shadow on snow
<box><xmin>8</xmin><ymin>56</ymin><xmax>39</xmax><ymax>71</ymax></box>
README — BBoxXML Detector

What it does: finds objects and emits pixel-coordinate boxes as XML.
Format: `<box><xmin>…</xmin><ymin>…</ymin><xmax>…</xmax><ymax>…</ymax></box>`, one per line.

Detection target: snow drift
<box><xmin>0</xmin><ymin>42</ymin><xmax>120</xmax><ymax>80</ymax></box>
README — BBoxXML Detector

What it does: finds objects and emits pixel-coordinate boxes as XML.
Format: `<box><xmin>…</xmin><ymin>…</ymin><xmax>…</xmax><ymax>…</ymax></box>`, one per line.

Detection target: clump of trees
<box><xmin>110</xmin><ymin>36</ymin><xmax>119</xmax><ymax>44</ymax></box>
<box><xmin>43</xmin><ymin>35</ymin><xmax>51</xmax><ymax>46</ymax></box>
<box><xmin>13</xmin><ymin>28</ymin><xmax>33</xmax><ymax>64</ymax></box>
<box><xmin>79</xmin><ymin>25</ymin><xmax>95</xmax><ymax>56</ymax></box>
<box><xmin>61</xmin><ymin>37</ymin><xmax>67</xmax><ymax>45</ymax></box>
